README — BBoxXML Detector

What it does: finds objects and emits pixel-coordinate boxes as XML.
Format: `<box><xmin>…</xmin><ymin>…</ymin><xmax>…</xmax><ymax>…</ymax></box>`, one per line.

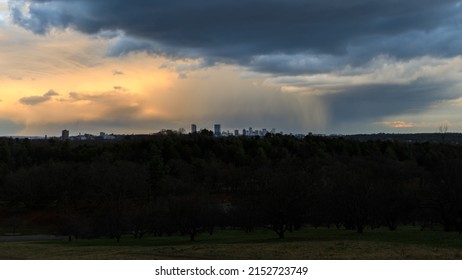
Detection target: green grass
<box><xmin>2</xmin><ymin>227</ymin><xmax>462</xmax><ymax>259</ymax></box>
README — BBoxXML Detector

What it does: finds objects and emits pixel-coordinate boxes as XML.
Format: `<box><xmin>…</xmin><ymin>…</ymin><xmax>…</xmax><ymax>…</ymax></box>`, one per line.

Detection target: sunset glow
<box><xmin>2</xmin><ymin>0</ymin><xmax>462</xmax><ymax>136</ymax></box>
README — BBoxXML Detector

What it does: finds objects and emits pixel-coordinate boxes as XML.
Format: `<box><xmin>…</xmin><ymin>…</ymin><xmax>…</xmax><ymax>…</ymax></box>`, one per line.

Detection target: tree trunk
<box><xmin>189</xmin><ymin>228</ymin><xmax>196</xmax><ymax>242</ymax></box>
<box><xmin>356</xmin><ymin>223</ymin><xmax>364</xmax><ymax>234</ymax></box>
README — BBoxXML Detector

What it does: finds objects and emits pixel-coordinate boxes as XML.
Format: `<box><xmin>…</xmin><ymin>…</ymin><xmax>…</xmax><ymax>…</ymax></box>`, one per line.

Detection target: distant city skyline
<box><xmin>54</xmin><ymin>123</ymin><xmax>282</xmax><ymax>139</ymax></box>
<box><xmin>2</xmin><ymin>1</ymin><xmax>462</xmax><ymax>135</ymax></box>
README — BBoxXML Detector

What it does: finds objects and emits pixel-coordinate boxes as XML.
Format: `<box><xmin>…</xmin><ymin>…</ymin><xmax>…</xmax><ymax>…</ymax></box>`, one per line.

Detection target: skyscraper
<box><xmin>214</xmin><ymin>124</ymin><xmax>221</xmax><ymax>137</ymax></box>
<box><xmin>191</xmin><ymin>124</ymin><xmax>197</xmax><ymax>134</ymax></box>
<box><xmin>62</xmin><ymin>129</ymin><xmax>69</xmax><ymax>140</ymax></box>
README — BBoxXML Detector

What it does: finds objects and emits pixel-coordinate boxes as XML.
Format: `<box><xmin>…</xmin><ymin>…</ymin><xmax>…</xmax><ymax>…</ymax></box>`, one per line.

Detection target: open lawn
<box><xmin>1</xmin><ymin>227</ymin><xmax>462</xmax><ymax>259</ymax></box>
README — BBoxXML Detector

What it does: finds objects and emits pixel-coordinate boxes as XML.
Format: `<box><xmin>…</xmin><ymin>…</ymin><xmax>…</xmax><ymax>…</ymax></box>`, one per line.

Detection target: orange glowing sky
<box><xmin>2</xmin><ymin>1</ymin><xmax>462</xmax><ymax>136</ymax></box>
<box><xmin>0</xmin><ymin>13</ymin><xmax>326</xmax><ymax>136</ymax></box>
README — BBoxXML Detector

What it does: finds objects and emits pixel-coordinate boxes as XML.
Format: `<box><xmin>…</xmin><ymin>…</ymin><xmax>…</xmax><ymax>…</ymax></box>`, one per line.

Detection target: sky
<box><xmin>2</xmin><ymin>0</ymin><xmax>462</xmax><ymax>136</ymax></box>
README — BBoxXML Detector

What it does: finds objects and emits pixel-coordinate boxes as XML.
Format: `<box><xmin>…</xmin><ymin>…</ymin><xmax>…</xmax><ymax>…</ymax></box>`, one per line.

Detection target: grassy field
<box><xmin>1</xmin><ymin>227</ymin><xmax>462</xmax><ymax>259</ymax></box>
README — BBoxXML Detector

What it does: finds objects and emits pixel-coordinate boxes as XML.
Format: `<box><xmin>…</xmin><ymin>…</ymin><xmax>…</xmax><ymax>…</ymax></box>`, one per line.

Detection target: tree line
<box><xmin>0</xmin><ymin>133</ymin><xmax>461</xmax><ymax>241</ymax></box>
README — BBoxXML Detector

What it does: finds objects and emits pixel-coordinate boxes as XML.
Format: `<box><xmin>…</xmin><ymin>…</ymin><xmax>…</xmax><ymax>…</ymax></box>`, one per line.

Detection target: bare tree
<box><xmin>438</xmin><ymin>122</ymin><xmax>449</xmax><ymax>143</ymax></box>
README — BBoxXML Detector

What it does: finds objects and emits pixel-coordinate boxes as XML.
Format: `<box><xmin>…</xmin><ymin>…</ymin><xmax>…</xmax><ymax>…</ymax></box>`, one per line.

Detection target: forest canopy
<box><xmin>0</xmin><ymin>133</ymin><xmax>460</xmax><ymax>241</ymax></box>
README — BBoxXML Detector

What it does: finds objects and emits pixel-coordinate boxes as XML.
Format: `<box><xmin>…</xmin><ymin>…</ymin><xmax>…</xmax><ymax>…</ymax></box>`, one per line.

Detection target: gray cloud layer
<box><xmin>325</xmin><ymin>81</ymin><xmax>458</xmax><ymax>123</ymax></box>
<box><xmin>9</xmin><ymin>0</ymin><xmax>462</xmax><ymax>74</ymax></box>
<box><xmin>19</xmin><ymin>89</ymin><xmax>59</xmax><ymax>105</ymax></box>
<box><xmin>0</xmin><ymin>119</ymin><xmax>25</xmax><ymax>135</ymax></box>
<box><xmin>9</xmin><ymin>0</ymin><xmax>462</xmax><ymax>133</ymax></box>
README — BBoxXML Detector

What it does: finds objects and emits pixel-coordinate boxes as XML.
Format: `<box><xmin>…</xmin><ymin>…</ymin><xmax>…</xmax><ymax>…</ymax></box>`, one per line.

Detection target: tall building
<box><xmin>214</xmin><ymin>124</ymin><xmax>221</xmax><ymax>137</ymax></box>
<box><xmin>191</xmin><ymin>124</ymin><xmax>197</xmax><ymax>134</ymax></box>
<box><xmin>234</xmin><ymin>130</ymin><xmax>239</xmax><ymax>136</ymax></box>
<box><xmin>62</xmin><ymin>129</ymin><xmax>69</xmax><ymax>140</ymax></box>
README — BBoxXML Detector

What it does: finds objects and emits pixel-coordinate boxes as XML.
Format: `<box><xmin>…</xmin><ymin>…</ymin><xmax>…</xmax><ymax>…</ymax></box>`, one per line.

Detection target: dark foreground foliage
<box><xmin>0</xmin><ymin>133</ymin><xmax>461</xmax><ymax>241</ymax></box>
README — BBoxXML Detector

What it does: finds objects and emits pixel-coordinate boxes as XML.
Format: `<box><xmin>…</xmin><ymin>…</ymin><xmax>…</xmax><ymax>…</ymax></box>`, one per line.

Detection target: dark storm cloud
<box><xmin>19</xmin><ymin>89</ymin><xmax>59</xmax><ymax>105</ymax></box>
<box><xmin>9</xmin><ymin>0</ymin><xmax>462</xmax><ymax>74</ymax></box>
<box><xmin>10</xmin><ymin>0</ymin><xmax>462</xmax><ymax>132</ymax></box>
<box><xmin>324</xmin><ymin>81</ymin><xmax>458</xmax><ymax>124</ymax></box>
